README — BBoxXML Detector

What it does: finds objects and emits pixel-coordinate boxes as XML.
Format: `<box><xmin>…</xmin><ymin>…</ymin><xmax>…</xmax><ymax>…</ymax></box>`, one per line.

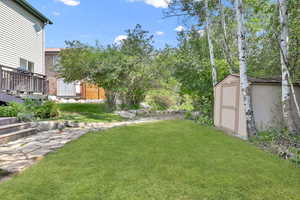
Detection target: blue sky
<box><xmin>27</xmin><ymin>0</ymin><xmax>185</xmax><ymax>49</ymax></box>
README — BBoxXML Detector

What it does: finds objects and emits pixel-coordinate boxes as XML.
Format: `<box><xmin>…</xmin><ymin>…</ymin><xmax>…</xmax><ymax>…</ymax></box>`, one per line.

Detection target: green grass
<box><xmin>55</xmin><ymin>103</ymin><xmax>123</xmax><ymax>123</ymax></box>
<box><xmin>1</xmin><ymin>120</ymin><xmax>300</xmax><ymax>200</ymax></box>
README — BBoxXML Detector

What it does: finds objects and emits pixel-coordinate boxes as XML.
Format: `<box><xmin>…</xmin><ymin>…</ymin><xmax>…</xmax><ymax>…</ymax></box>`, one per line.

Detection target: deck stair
<box><xmin>0</xmin><ymin>118</ymin><xmax>36</xmax><ymax>144</ymax></box>
<box><xmin>0</xmin><ymin>92</ymin><xmax>24</xmax><ymax>103</ymax></box>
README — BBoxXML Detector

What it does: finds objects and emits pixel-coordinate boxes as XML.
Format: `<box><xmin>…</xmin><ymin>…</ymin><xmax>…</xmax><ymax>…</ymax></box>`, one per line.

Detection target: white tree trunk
<box><xmin>278</xmin><ymin>0</ymin><xmax>298</xmax><ymax>133</ymax></box>
<box><xmin>205</xmin><ymin>0</ymin><xmax>218</xmax><ymax>86</ymax></box>
<box><xmin>219</xmin><ymin>0</ymin><xmax>234</xmax><ymax>74</ymax></box>
<box><xmin>235</xmin><ymin>0</ymin><xmax>257</xmax><ymax>137</ymax></box>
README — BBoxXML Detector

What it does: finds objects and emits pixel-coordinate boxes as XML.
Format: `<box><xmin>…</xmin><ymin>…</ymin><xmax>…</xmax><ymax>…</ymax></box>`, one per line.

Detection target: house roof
<box><xmin>216</xmin><ymin>74</ymin><xmax>300</xmax><ymax>87</ymax></box>
<box><xmin>45</xmin><ymin>48</ymin><xmax>63</xmax><ymax>53</ymax></box>
<box><xmin>15</xmin><ymin>0</ymin><xmax>53</xmax><ymax>24</ymax></box>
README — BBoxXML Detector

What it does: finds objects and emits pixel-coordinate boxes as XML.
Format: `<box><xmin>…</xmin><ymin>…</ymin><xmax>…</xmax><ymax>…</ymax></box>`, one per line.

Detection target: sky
<box><xmin>27</xmin><ymin>0</ymin><xmax>186</xmax><ymax>49</ymax></box>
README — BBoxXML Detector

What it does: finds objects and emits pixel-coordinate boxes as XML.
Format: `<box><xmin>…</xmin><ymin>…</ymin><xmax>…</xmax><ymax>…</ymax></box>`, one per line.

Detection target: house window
<box><xmin>19</xmin><ymin>58</ymin><xmax>34</xmax><ymax>72</ymax></box>
<box><xmin>20</xmin><ymin>58</ymin><xmax>27</xmax><ymax>70</ymax></box>
<box><xmin>28</xmin><ymin>61</ymin><xmax>34</xmax><ymax>72</ymax></box>
<box><xmin>53</xmin><ymin>55</ymin><xmax>59</xmax><ymax>66</ymax></box>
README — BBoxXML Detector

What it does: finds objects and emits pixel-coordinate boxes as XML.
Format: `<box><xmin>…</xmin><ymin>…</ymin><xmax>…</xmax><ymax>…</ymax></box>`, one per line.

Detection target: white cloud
<box><xmin>175</xmin><ymin>26</ymin><xmax>185</xmax><ymax>32</ymax></box>
<box><xmin>114</xmin><ymin>35</ymin><xmax>128</xmax><ymax>44</ymax></box>
<box><xmin>128</xmin><ymin>0</ymin><xmax>170</xmax><ymax>8</ymax></box>
<box><xmin>52</xmin><ymin>11</ymin><xmax>61</xmax><ymax>16</ymax></box>
<box><xmin>155</xmin><ymin>31</ymin><xmax>164</xmax><ymax>36</ymax></box>
<box><xmin>57</xmin><ymin>0</ymin><xmax>80</xmax><ymax>6</ymax></box>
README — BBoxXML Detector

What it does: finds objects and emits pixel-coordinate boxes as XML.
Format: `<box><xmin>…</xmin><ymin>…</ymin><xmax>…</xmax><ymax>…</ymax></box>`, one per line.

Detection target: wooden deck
<box><xmin>0</xmin><ymin>65</ymin><xmax>47</xmax><ymax>103</ymax></box>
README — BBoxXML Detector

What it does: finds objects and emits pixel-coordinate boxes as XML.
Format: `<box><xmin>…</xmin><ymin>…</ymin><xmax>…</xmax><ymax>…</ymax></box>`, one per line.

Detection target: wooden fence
<box><xmin>81</xmin><ymin>83</ymin><xmax>106</xmax><ymax>100</ymax></box>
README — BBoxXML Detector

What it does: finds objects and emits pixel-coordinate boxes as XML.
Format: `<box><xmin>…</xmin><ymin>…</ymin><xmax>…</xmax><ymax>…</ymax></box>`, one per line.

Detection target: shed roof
<box><xmin>15</xmin><ymin>0</ymin><xmax>53</xmax><ymax>24</ymax></box>
<box><xmin>216</xmin><ymin>74</ymin><xmax>300</xmax><ymax>87</ymax></box>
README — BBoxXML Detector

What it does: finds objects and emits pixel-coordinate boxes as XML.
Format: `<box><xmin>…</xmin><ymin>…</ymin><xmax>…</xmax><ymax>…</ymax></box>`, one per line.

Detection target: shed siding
<box><xmin>252</xmin><ymin>84</ymin><xmax>300</xmax><ymax>131</ymax></box>
<box><xmin>252</xmin><ymin>85</ymin><xmax>283</xmax><ymax>130</ymax></box>
<box><xmin>0</xmin><ymin>0</ymin><xmax>45</xmax><ymax>74</ymax></box>
<box><xmin>215</xmin><ymin>74</ymin><xmax>300</xmax><ymax>139</ymax></box>
<box><xmin>291</xmin><ymin>87</ymin><xmax>300</xmax><ymax>130</ymax></box>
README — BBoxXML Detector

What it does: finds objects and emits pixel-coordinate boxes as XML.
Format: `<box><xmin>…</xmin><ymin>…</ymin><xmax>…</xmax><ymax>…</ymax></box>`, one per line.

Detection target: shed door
<box><xmin>219</xmin><ymin>84</ymin><xmax>240</xmax><ymax>133</ymax></box>
<box><xmin>57</xmin><ymin>79</ymin><xmax>76</xmax><ymax>97</ymax></box>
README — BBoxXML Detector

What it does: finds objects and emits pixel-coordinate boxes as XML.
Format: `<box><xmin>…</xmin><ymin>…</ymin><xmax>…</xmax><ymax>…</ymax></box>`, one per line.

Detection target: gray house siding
<box><xmin>0</xmin><ymin>0</ymin><xmax>45</xmax><ymax>75</ymax></box>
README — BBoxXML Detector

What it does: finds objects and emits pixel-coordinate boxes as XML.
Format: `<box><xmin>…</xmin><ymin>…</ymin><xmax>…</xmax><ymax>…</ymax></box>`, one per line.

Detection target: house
<box><xmin>214</xmin><ymin>74</ymin><xmax>300</xmax><ymax>139</ymax></box>
<box><xmin>45</xmin><ymin>48</ymin><xmax>106</xmax><ymax>100</ymax></box>
<box><xmin>0</xmin><ymin>0</ymin><xmax>52</xmax><ymax>103</ymax></box>
<box><xmin>45</xmin><ymin>48</ymin><xmax>80</xmax><ymax>98</ymax></box>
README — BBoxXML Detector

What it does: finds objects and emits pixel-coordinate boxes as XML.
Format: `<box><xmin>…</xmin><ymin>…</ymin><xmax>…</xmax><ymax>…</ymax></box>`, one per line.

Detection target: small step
<box><xmin>0</xmin><ymin>118</ymin><xmax>18</xmax><ymax>126</ymax></box>
<box><xmin>0</xmin><ymin>123</ymin><xmax>31</xmax><ymax>135</ymax></box>
<box><xmin>0</xmin><ymin>128</ymin><xmax>37</xmax><ymax>145</ymax></box>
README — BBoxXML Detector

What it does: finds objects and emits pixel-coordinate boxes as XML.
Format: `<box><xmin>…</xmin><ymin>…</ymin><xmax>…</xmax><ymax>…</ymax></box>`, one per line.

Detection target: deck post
<box><xmin>0</xmin><ymin>66</ymin><xmax>2</xmax><ymax>90</ymax></box>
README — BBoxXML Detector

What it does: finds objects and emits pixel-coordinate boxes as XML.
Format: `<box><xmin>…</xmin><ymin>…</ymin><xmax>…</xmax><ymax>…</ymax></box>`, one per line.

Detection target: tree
<box><xmin>118</xmin><ymin>24</ymin><xmax>157</xmax><ymax>107</ymax></box>
<box><xmin>57</xmin><ymin>25</ymin><xmax>158</xmax><ymax>109</ymax></box>
<box><xmin>219</xmin><ymin>0</ymin><xmax>234</xmax><ymax>73</ymax></box>
<box><xmin>205</xmin><ymin>0</ymin><xmax>218</xmax><ymax>86</ymax></box>
<box><xmin>57</xmin><ymin>41</ymin><xmax>124</xmax><ymax>109</ymax></box>
<box><xmin>166</xmin><ymin>0</ymin><xmax>219</xmax><ymax>86</ymax></box>
<box><xmin>235</xmin><ymin>0</ymin><xmax>257</xmax><ymax>137</ymax></box>
<box><xmin>278</xmin><ymin>0</ymin><xmax>298</xmax><ymax>133</ymax></box>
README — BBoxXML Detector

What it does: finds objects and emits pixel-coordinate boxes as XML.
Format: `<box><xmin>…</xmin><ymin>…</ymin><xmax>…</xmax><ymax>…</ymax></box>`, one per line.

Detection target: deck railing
<box><xmin>0</xmin><ymin>65</ymin><xmax>47</xmax><ymax>94</ymax></box>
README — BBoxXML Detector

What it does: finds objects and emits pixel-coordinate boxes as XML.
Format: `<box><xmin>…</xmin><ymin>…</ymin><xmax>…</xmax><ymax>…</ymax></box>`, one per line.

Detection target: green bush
<box><xmin>196</xmin><ymin>115</ymin><xmax>213</xmax><ymax>127</ymax></box>
<box><xmin>17</xmin><ymin>112</ymin><xmax>35</xmax><ymax>122</ymax></box>
<box><xmin>34</xmin><ymin>101</ymin><xmax>59</xmax><ymax>119</ymax></box>
<box><xmin>150</xmin><ymin>95</ymin><xmax>174</xmax><ymax>110</ymax></box>
<box><xmin>0</xmin><ymin>100</ymin><xmax>59</xmax><ymax>121</ymax></box>
<box><xmin>146</xmin><ymin>89</ymin><xmax>177</xmax><ymax>111</ymax></box>
<box><xmin>0</xmin><ymin>102</ymin><xmax>26</xmax><ymax>117</ymax></box>
<box><xmin>23</xmin><ymin>98</ymin><xmax>42</xmax><ymax>112</ymax></box>
<box><xmin>171</xmin><ymin>95</ymin><xmax>194</xmax><ymax>111</ymax></box>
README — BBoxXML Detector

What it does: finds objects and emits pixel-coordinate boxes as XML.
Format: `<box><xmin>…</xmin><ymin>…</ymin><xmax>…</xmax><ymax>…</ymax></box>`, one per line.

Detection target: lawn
<box><xmin>0</xmin><ymin>120</ymin><xmax>299</xmax><ymax>200</ymax></box>
<box><xmin>55</xmin><ymin>103</ymin><xmax>123</xmax><ymax>123</ymax></box>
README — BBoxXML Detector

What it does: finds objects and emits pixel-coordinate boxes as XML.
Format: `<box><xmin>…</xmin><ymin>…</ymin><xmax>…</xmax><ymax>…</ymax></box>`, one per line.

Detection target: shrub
<box><xmin>34</xmin><ymin>101</ymin><xmax>59</xmax><ymax>119</ymax></box>
<box><xmin>196</xmin><ymin>115</ymin><xmax>213</xmax><ymax>127</ymax></box>
<box><xmin>0</xmin><ymin>102</ymin><xmax>26</xmax><ymax>117</ymax></box>
<box><xmin>172</xmin><ymin>95</ymin><xmax>194</xmax><ymax>111</ymax></box>
<box><xmin>149</xmin><ymin>95</ymin><xmax>174</xmax><ymax>110</ymax></box>
<box><xmin>23</xmin><ymin>98</ymin><xmax>42</xmax><ymax>112</ymax></box>
<box><xmin>17</xmin><ymin>112</ymin><xmax>35</xmax><ymax>122</ymax></box>
<box><xmin>0</xmin><ymin>100</ymin><xmax>59</xmax><ymax>121</ymax></box>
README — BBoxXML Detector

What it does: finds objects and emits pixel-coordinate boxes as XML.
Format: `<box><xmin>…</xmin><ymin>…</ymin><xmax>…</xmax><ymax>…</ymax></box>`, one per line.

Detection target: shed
<box><xmin>214</xmin><ymin>74</ymin><xmax>300</xmax><ymax>140</ymax></box>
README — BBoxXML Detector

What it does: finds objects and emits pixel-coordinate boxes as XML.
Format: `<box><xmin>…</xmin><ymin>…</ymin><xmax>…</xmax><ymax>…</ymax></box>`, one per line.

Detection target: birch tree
<box><xmin>166</xmin><ymin>0</ymin><xmax>218</xmax><ymax>86</ymax></box>
<box><xmin>205</xmin><ymin>0</ymin><xmax>218</xmax><ymax>86</ymax></box>
<box><xmin>278</xmin><ymin>0</ymin><xmax>298</xmax><ymax>133</ymax></box>
<box><xmin>219</xmin><ymin>0</ymin><xmax>234</xmax><ymax>74</ymax></box>
<box><xmin>235</xmin><ymin>0</ymin><xmax>257</xmax><ymax>137</ymax></box>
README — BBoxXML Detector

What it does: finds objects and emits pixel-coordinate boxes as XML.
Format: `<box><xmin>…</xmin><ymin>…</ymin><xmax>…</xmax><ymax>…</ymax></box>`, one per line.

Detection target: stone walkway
<box><xmin>0</xmin><ymin>116</ymin><xmax>179</xmax><ymax>174</ymax></box>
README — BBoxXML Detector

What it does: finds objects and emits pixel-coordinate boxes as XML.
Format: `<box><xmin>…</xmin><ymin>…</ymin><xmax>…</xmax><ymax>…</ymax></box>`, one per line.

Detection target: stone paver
<box><xmin>0</xmin><ymin>116</ymin><xmax>180</xmax><ymax>174</ymax></box>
